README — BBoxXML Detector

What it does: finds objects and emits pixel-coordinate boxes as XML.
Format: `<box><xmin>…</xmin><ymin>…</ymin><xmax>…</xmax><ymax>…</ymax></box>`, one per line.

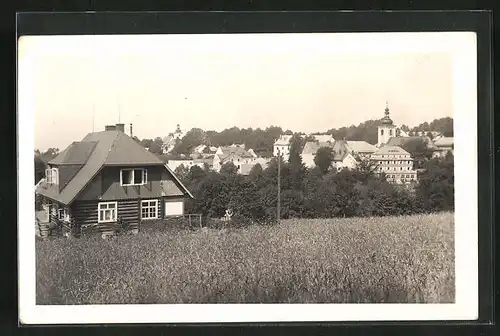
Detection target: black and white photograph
<box><xmin>18</xmin><ymin>29</ymin><xmax>478</xmax><ymax>324</ymax></box>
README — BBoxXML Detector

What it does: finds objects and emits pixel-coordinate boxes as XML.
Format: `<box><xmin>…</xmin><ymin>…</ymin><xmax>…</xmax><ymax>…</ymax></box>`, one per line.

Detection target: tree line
<box><xmin>175</xmin><ymin>134</ymin><xmax>454</xmax><ymax>223</ymax></box>
<box><xmin>153</xmin><ymin>116</ymin><xmax>453</xmax><ymax>156</ymax></box>
<box><xmin>324</xmin><ymin>117</ymin><xmax>453</xmax><ymax>145</ymax></box>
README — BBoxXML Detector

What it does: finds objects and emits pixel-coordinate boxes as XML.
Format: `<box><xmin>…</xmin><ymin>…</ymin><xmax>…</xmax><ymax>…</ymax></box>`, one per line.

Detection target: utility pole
<box><xmin>277</xmin><ymin>149</ymin><xmax>281</xmax><ymax>225</ymax></box>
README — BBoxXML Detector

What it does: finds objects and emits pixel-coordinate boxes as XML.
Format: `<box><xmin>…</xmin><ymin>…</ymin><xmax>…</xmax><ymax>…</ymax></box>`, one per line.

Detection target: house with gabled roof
<box><xmin>213</xmin><ymin>145</ymin><xmax>256</xmax><ymax>174</ymax></box>
<box><xmin>35</xmin><ymin>123</ymin><xmax>194</xmax><ymax>237</ymax></box>
<box><xmin>432</xmin><ymin>137</ymin><xmax>454</xmax><ymax>158</ymax></box>
<box><xmin>301</xmin><ymin>140</ymin><xmax>335</xmax><ymax>168</ymax></box>
<box><xmin>345</xmin><ymin>141</ymin><xmax>378</xmax><ymax>159</ymax></box>
<box><xmin>330</xmin><ymin>140</ymin><xmax>358</xmax><ymax>171</ymax></box>
<box><xmin>273</xmin><ymin>135</ymin><xmax>293</xmax><ymax>161</ymax></box>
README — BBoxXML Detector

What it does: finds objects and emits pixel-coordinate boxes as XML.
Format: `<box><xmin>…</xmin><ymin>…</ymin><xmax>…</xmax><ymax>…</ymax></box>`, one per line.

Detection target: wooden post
<box><xmin>277</xmin><ymin>150</ymin><xmax>281</xmax><ymax>225</ymax></box>
<box><xmin>137</xmin><ymin>198</ymin><xmax>141</xmax><ymax>233</ymax></box>
<box><xmin>161</xmin><ymin>196</ymin><xmax>165</xmax><ymax>230</ymax></box>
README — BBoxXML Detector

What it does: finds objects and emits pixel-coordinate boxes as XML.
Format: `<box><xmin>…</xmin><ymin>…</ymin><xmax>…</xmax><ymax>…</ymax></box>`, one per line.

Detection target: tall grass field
<box><xmin>36</xmin><ymin>212</ymin><xmax>454</xmax><ymax>304</ymax></box>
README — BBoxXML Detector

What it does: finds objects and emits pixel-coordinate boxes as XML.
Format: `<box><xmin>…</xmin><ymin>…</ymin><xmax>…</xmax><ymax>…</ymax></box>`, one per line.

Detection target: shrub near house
<box><xmin>35</xmin><ymin>123</ymin><xmax>193</xmax><ymax>237</ymax></box>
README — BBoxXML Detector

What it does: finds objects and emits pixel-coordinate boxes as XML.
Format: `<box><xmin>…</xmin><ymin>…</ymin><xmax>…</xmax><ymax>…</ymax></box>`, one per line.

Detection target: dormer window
<box><xmin>45</xmin><ymin>168</ymin><xmax>59</xmax><ymax>184</ymax></box>
<box><xmin>120</xmin><ymin>168</ymin><xmax>147</xmax><ymax>186</ymax></box>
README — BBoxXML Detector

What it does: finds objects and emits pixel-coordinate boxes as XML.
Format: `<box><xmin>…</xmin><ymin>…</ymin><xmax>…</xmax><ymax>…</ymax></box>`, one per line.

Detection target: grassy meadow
<box><xmin>36</xmin><ymin>212</ymin><xmax>454</xmax><ymax>304</ymax></box>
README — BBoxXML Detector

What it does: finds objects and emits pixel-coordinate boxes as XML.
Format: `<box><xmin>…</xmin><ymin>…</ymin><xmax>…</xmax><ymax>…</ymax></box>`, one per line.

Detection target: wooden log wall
<box><xmin>118</xmin><ymin>199</ymin><xmax>140</xmax><ymax>232</ymax></box>
<box><xmin>71</xmin><ymin>201</ymin><xmax>99</xmax><ymax>236</ymax></box>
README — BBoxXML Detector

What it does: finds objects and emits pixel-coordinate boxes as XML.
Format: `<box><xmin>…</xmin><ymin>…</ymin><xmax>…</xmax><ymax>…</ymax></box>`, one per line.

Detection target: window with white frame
<box><xmin>45</xmin><ymin>167</ymin><xmax>59</xmax><ymax>184</ymax></box>
<box><xmin>57</xmin><ymin>208</ymin><xmax>69</xmax><ymax>222</ymax></box>
<box><xmin>120</xmin><ymin>168</ymin><xmax>147</xmax><ymax>186</ymax></box>
<box><xmin>98</xmin><ymin>202</ymin><xmax>117</xmax><ymax>223</ymax></box>
<box><xmin>141</xmin><ymin>199</ymin><xmax>158</xmax><ymax>220</ymax></box>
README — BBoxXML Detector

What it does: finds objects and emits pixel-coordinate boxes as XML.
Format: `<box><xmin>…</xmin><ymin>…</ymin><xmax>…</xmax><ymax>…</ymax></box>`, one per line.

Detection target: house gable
<box><xmin>76</xmin><ymin>164</ymin><xmax>186</xmax><ymax>202</ymax></box>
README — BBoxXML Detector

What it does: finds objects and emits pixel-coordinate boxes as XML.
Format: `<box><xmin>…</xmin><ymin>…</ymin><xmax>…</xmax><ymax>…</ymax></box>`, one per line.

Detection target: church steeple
<box><xmin>381</xmin><ymin>101</ymin><xmax>394</xmax><ymax>125</ymax></box>
<box><xmin>377</xmin><ymin>102</ymin><xmax>397</xmax><ymax>147</ymax></box>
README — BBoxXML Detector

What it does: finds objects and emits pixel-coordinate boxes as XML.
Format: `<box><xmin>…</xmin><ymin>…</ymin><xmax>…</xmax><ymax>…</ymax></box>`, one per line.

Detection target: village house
<box><xmin>35</xmin><ymin>123</ymin><xmax>194</xmax><ymax>237</ymax></box>
<box><xmin>165</xmin><ymin>155</ymin><xmax>214</xmax><ymax>172</ymax></box>
<box><xmin>301</xmin><ymin>137</ymin><xmax>374</xmax><ymax>170</ymax></box>
<box><xmin>330</xmin><ymin>140</ymin><xmax>358</xmax><ymax>171</ymax></box>
<box><xmin>410</xmin><ymin>130</ymin><xmax>443</xmax><ymax>138</ymax></box>
<box><xmin>370</xmin><ymin>145</ymin><xmax>418</xmax><ymax>184</ymax></box>
<box><xmin>239</xmin><ymin>157</ymin><xmax>271</xmax><ymax>175</ymax></box>
<box><xmin>300</xmin><ymin>140</ymin><xmax>335</xmax><ymax>168</ymax></box>
<box><xmin>165</xmin><ymin>158</ymin><xmax>195</xmax><ymax>171</ymax></box>
<box><xmin>191</xmin><ymin>144</ymin><xmax>207</xmax><ymax>155</ymax></box>
<box><xmin>193</xmin><ymin>154</ymin><xmax>215</xmax><ymax>170</ymax></box>
<box><xmin>273</xmin><ymin>135</ymin><xmax>293</xmax><ymax>161</ymax></box>
<box><xmin>432</xmin><ymin>137</ymin><xmax>454</xmax><ymax>158</ymax></box>
<box><xmin>344</xmin><ymin>140</ymin><xmax>378</xmax><ymax>160</ymax></box>
<box><xmin>213</xmin><ymin>145</ymin><xmax>256</xmax><ymax>174</ymax></box>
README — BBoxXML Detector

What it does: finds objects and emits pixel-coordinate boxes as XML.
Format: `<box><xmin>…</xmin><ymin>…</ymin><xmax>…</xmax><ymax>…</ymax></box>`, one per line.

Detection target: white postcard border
<box><xmin>18</xmin><ymin>32</ymin><xmax>478</xmax><ymax>324</ymax></box>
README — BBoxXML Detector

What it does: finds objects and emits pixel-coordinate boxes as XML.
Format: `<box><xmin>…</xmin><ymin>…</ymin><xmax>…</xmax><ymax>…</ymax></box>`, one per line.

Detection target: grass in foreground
<box><xmin>36</xmin><ymin>212</ymin><xmax>454</xmax><ymax>304</ymax></box>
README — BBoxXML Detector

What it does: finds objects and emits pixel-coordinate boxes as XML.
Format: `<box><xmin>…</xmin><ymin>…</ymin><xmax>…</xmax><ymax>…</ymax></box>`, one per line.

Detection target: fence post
<box><xmin>137</xmin><ymin>198</ymin><xmax>141</xmax><ymax>232</ymax></box>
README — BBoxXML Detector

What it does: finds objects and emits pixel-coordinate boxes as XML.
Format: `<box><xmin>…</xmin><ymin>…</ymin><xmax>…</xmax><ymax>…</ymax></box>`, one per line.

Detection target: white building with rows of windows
<box><xmin>370</xmin><ymin>145</ymin><xmax>418</xmax><ymax>184</ymax></box>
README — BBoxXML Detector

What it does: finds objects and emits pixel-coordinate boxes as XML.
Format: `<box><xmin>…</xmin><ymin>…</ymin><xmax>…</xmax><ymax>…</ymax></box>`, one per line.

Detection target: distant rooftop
<box><xmin>274</xmin><ymin>135</ymin><xmax>293</xmax><ymax>146</ymax></box>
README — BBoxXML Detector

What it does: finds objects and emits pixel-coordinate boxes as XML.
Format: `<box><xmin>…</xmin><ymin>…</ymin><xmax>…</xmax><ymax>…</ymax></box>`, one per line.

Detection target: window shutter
<box><xmin>52</xmin><ymin>168</ymin><xmax>58</xmax><ymax>184</ymax></box>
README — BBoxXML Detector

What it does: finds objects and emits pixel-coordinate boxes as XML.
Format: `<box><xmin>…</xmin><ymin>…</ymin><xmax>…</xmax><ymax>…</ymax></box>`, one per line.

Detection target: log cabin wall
<box><xmin>118</xmin><ymin>199</ymin><xmax>140</xmax><ymax>232</ymax></box>
<box><xmin>71</xmin><ymin>200</ymin><xmax>99</xmax><ymax>235</ymax></box>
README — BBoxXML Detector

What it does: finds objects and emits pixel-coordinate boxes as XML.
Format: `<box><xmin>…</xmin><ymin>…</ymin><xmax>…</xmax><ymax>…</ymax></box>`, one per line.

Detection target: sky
<box><xmin>18</xmin><ymin>33</ymin><xmax>456</xmax><ymax>152</ymax></box>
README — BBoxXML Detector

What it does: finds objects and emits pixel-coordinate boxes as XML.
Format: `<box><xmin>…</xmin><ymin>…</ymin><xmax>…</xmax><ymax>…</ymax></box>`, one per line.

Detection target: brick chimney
<box><xmin>129</xmin><ymin>123</ymin><xmax>133</xmax><ymax>138</ymax></box>
<box><xmin>105</xmin><ymin>125</ymin><xmax>116</xmax><ymax>131</ymax></box>
<box><xmin>115</xmin><ymin>123</ymin><xmax>125</xmax><ymax>132</ymax></box>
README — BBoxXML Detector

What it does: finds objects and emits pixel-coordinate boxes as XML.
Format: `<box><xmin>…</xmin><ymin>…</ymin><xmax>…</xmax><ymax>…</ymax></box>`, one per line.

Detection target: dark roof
<box><xmin>49</xmin><ymin>141</ymin><xmax>98</xmax><ymax>165</ymax></box>
<box><xmin>218</xmin><ymin>146</ymin><xmax>254</xmax><ymax>160</ymax></box>
<box><xmin>36</xmin><ymin>130</ymin><xmax>192</xmax><ymax>204</ymax></box>
<box><xmin>85</xmin><ymin>131</ymin><xmax>164</xmax><ymax>165</ymax></box>
<box><xmin>386</xmin><ymin>136</ymin><xmax>437</xmax><ymax>150</ymax></box>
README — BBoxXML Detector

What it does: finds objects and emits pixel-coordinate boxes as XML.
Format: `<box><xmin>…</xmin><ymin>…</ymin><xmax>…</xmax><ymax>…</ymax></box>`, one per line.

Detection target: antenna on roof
<box><xmin>118</xmin><ymin>91</ymin><xmax>121</xmax><ymax>123</ymax></box>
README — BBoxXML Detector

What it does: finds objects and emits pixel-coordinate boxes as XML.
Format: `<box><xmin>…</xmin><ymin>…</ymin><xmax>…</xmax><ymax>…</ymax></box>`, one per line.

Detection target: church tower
<box><xmin>377</xmin><ymin>102</ymin><xmax>397</xmax><ymax>147</ymax></box>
